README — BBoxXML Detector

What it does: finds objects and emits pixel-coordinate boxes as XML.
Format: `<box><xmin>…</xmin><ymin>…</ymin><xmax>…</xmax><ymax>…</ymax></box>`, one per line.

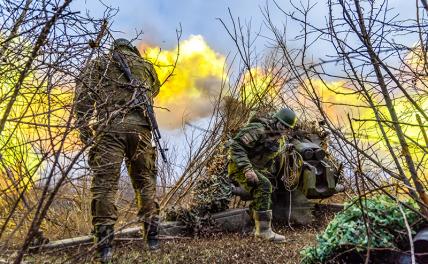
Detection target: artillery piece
<box><xmin>231</xmin><ymin>126</ymin><xmax>344</xmax><ymax>225</ymax></box>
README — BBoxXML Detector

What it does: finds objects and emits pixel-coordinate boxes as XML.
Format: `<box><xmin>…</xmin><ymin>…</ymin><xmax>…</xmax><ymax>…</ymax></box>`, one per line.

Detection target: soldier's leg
<box><xmin>232</xmin><ymin>170</ymin><xmax>272</xmax><ymax>211</ymax></box>
<box><xmin>89</xmin><ymin>132</ymin><xmax>125</xmax><ymax>261</ymax></box>
<box><xmin>126</xmin><ymin>126</ymin><xmax>159</xmax><ymax>250</ymax></box>
<box><xmin>126</xmin><ymin>126</ymin><xmax>159</xmax><ymax>219</ymax></box>
<box><xmin>89</xmin><ymin>133</ymin><xmax>125</xmax><ymax>227</ymax></box>
<box><xmin>250</xmin><ymin>172</ymin><xmax>284</xmax><ymax>243</ymax></box>
<box><xmin>232</xmin><ymin>170</ymin><xmax>284</xmax><ymax>242</ymax></box>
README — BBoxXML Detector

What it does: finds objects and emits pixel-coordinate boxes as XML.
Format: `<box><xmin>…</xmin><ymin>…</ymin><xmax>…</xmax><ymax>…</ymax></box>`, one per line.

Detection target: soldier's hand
<box><xmin>244</xmin><ymin>169</ymin><xmax>259</xmax><ymax>185</ymax></box>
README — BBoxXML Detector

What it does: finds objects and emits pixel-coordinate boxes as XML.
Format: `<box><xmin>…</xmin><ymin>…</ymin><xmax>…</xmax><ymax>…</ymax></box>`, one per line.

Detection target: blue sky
<box><xmin>72</xmin><ymin>0</ymin><xmax>416</xmax><ymax>64</ymax></box>
<box><xmin>72</xmin><ymin>0</ymin><xmax>321</xmax><ymax>54</ymax></box>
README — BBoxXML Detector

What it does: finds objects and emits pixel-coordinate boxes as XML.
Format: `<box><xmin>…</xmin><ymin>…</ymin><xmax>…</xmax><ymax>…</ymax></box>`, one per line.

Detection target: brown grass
<box><xmin>21</xmin><ymin>210</ymin><xmax>334</xmax><ymax>264</ymax></box>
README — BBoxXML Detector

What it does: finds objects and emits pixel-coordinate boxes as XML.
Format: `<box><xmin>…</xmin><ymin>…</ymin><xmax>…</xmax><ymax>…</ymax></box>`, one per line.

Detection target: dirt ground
<box><xmin>23</xmin><ymin>227</ymin><xmax>318</xmax><ymax>264</ymax></box>
<box><xmin>22</xmin><ymin>210</ymin><xmax>334</xmax><ymax>264</ymax></box>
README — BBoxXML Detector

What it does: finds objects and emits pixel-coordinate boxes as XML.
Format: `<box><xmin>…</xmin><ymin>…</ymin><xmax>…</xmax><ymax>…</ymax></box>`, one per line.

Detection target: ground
<box><xmin>23</xmin><ymin>209</ymin><xmax>333</xmax><ymax>264</ymax></box>
<box><xmin>25</xmin><ymin>226</ymin><xmax>319</xmax><ymax>263</ymax></box>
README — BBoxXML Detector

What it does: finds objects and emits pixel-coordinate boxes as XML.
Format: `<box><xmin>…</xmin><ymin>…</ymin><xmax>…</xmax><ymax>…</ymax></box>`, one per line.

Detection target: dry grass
<box><xmin>22</xmin><ymin>210</ymin><xmax>334</xmax><ymax>264</ymax></box>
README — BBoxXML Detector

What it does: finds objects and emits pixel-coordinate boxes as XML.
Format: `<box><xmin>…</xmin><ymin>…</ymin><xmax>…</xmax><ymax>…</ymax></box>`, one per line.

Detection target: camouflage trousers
<box><xmin>88</xmin><ymin>122</ymin><xmax>159</xmax><ymax>227</ymax></box>
<box><xmin>228</xmin><ymin>162</ymin><xmax>273</xmax><ymax>211</ymax></box>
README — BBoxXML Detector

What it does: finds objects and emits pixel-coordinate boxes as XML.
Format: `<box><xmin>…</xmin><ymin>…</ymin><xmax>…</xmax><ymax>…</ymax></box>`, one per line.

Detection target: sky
<box><xmin>71</xmin><ymin>0</ymin><xmax>415</xmax><ymax>54</ymax></box>
<box><xmin>72</xmin><ymin>0</ymin><xmax>288</xmax><ymax>54</ymax></box>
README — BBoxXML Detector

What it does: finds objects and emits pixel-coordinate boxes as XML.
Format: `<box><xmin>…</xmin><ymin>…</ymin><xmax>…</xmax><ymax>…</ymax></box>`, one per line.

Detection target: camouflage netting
<box><xmin>301</xmin><ymin>195</ymin><xmax>426</xmax><ymax>263</ymax></box>
<box><xmin>165</xmin><ymin>147</ymin><xmax>233</xmax><ymax>234</ymax></box>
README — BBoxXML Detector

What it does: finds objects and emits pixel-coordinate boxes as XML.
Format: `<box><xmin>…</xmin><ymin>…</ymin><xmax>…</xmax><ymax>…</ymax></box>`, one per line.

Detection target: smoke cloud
<box><xmin>140</xmin><ymin>35</ymin><xmax>226</xmax><ymax>129</ymax></box>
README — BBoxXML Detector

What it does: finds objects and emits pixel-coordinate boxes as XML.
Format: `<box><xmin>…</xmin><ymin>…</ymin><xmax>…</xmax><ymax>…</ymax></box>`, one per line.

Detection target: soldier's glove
<box><xmin>244</xmin><ymin>168</ymin><xmax>259</xmax><ymax>185</ymax></box>
<box><xmin>79</xmin><ymin>126</ymin><xmax>93</xmax><ymax>145</ymax></box>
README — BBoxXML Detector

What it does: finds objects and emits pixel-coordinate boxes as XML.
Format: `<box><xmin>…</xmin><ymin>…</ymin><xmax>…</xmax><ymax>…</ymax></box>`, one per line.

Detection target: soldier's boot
<box><xmin>94</xmin><ymin>225</ymin><xmax>114</xmax><ymax>263</ymax></box>
<box><xmin>144</xmin><ymin>216</ymin><xmax>160</xmax><ymax>251</ymax></box>
<box><xmin>253</xmin><ymin>210</ymin><xmax>286</xmax><ymax>243</ymax></box>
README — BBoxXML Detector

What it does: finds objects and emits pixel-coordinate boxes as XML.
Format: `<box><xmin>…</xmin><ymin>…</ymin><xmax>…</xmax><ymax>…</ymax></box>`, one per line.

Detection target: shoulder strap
<box><xmin>112</xmin><ymin>51</ymin><xmax>134</xmax><ymax>82</ymax></box>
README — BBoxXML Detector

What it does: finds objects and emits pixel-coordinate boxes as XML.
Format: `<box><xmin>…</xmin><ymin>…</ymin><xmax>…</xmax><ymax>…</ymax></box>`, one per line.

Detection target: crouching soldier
<box><xmin>74</xmin><ymin>38</ymin><xmax>161</xmax><ymax>263</ymax></box>
<box><xmin>228</xmin><ymin>108</ymin><xmax>297</xmax><ymax>243</ymax></box>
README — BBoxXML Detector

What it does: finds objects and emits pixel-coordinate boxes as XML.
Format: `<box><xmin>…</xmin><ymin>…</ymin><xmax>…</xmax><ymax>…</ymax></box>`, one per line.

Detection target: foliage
<box><xmin>301</xmin><ymin>195</ymin><xmax>423</xmax><ymax>264</ymax></box>
<box><xmin>165</xmin><ymin>173</ymin><xmax>232</xmax><ymax>234</ymax></box>
<box><xmin>165</xmin><ymin>150</ymin><xmax>232</xmax><ymax>234</ymax></box>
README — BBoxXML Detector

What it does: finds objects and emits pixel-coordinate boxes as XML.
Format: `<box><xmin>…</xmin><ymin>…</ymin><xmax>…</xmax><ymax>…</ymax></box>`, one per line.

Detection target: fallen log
<box><xmin>314</xmin><ymin>202</ymin><xmax>345</xmax><ymax>212</ymax></box>
<box><xmin>29</xmin><ymin>221</ymin><xmax>187</xmax><ymax>252</ymax></box>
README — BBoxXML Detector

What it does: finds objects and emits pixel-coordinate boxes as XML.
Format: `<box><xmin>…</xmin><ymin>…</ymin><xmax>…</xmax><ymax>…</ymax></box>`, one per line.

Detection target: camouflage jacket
<box><xmin>228</xmin><ymin>118</ymin><xmax>285</xmax><ymax>173</ymax></box>
<box><xmin>74</xmin><ymin>47</ymin><xmax>161</xmax><ymax>129</ymax></box>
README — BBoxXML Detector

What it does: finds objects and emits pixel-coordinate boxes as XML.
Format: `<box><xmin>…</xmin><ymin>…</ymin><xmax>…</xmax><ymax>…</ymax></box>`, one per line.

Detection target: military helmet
<box><xmin>273</xmin><ymin>107</ymin><xmax>297</xmax><ymax>128</ymax></box>
<box><xmin>112</xmin><ymin>38</ymin><xmax>134</xmax><ymax>50</ymax></box>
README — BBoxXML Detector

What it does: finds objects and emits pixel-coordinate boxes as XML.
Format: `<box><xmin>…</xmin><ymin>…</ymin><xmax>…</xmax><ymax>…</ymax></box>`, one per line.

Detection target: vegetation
<box><xmin>301</xmin><ymin>196</ymin><xmax>423</xmax><ymax>263</ymax></box>
<box><xmin>0</xmin><ymin>0</ymin><xmax>427</xmax><ymax>262</ymax></box>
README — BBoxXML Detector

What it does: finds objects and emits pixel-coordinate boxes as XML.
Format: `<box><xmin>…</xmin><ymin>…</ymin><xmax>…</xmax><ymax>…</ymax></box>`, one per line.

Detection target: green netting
<box><xmin>301</xmin><ymin>195</ymin><xmax>424</xmax><ymax>264</ymax></box>
<box><xmin>165</xmin><ymin>150</ymin><xmax>233</xmax><ymax>234</ymax></box>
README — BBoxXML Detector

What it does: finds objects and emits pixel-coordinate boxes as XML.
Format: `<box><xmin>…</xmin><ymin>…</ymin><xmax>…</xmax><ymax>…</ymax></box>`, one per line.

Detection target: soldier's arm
<box><xmin>146</xmin><ymin>61</ymin><xmax>161</xmax><ymax>97</ymax></box>
<box><xmin>229</xmin><ymin>124</ymin><xmax>265</xmax><ymax>172</ymax></box>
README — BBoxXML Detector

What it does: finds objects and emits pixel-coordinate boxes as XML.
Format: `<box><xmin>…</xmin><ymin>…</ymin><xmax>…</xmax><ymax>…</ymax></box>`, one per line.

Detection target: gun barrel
<box><xmin>154</xmin><ymin>135</ymin><xmax>168</xmax><ymax>162</ymax></box>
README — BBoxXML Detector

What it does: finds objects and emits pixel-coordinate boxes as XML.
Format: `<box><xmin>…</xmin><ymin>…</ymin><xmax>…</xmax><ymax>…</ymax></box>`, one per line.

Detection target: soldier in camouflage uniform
<box><xmin>228</xmin><ymin>108</ymin><xmax>297</xmax><ymax>243</ymax></box>
<box><xmin>74</xmin><ymin>38</ymin><xmax>161</xmax><ymax>262</ymax></box>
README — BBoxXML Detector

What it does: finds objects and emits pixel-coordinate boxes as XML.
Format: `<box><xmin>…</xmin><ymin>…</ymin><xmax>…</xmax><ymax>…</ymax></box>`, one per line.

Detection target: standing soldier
<box><xmin>74</xmin><ymin>38</ymin><xmax>161</xmax><ymax>263</ymax></box>
<box><xmin>228</xmin><ymin>108</ymin><xmax>297</xmax><ymax>243</ymax></box>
